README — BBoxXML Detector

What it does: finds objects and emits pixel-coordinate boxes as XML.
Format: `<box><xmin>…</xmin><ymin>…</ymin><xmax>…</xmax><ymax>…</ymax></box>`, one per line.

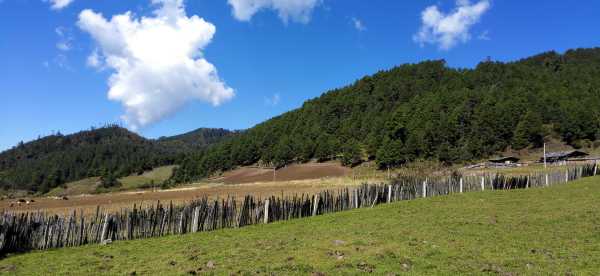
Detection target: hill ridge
<box><xmin>0</xmin><ymin>125</ymin><xmax>232</xmax><ymax>192</ymax></box>
<box><xmin>171</xmin><ymin>47</ymin><xmax>600</xmax><ymax>183</ymax></box>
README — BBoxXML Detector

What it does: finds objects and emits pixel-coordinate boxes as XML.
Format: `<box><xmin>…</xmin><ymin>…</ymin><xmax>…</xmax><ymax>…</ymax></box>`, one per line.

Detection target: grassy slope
<box><xmin>117</xmin><ymin>165</ymin><xmax>176</xmax><ymax>190</ymax></box>
<box><xmin>45</xmin><ymin>177</ymin><xmax>99</xmax><ymax>197</ymax></box>
<box><xmin>46</xmin><ymin>166</ymin><xmax>176</xmax><ymax>196</ymax></box>
<box><xmin>2</xmin><ymin>177</ymin><xmax>600</xmax><ymax>275</ymax></box>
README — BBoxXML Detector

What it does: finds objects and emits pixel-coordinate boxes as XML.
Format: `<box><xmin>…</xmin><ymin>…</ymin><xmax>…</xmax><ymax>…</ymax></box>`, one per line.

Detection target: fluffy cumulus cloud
<box><xmin>413</xmin><ymin>0</ymin><xmax>490</xmax><ymax>50</ymax></box>
<box><xmin>228</xmin><ymin>0</ymin><xmax>321</xmax><ymax>23</ymax></box>
<box><xmin>78</xmin><ymin>0</ymin><xmax>234</xmax><ymax>130</ymax></box>
<box><xmin>47</xmin><ymin>0</ymin><xmax>74</xmax><ymax>10</ymax></box>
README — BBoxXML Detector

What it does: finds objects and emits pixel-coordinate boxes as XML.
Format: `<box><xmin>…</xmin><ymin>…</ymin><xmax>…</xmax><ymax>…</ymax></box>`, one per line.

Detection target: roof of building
<box><xmin>545</xmin><ymin>150</ymin><xmax>588</xmax><ymax>158</ymax></box>
<box><xmin>489</xmin><ymin>156</ymin><xmax>520</xmax><ymax>163</ymax></box>
<box><xmin>567</xmin><ymin>156</ymin><xmax>600</xmax><ymax>161</ymax></box>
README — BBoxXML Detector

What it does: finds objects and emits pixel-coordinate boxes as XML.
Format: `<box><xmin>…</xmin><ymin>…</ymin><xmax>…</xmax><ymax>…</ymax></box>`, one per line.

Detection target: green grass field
<box><xmin>117</xmin><ymin>165</ymin><xmax>176</xmax><ymax>190</ymax></box>
<box><xmin>47</xmin><ymin>165</ymin><xmax>176</xmax><ymax>196</ymax></box>
<box><xmin>2</xmin><ymin>176</ymin><xmax>600</xmax><ymax>275</ymax></box>
<box><xmin>46</xmin><ymin>177</ymin><xmax>99</xmax><ymax>197</ymax></box>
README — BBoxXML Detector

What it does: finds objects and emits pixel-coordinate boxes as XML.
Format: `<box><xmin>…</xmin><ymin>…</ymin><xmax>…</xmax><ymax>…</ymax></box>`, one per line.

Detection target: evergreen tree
<box><xmin>315</xmin><ymin>135</ymin><xmax>334</xmax><ymax>162</ymax></box>
<box><xmin>365</xmin><ymin>133</ymin><xmax>381</xmax><ymax>159</ymax></box>
<box><xmin>99</xmin><ymin>169</ymin><xmax>121</xmax><ymax>189</ymax></box>
<box><xmin>340</xmin><ymin>140</ymin><xmax>361</xmax><ymax>167</ymax></box>
<box><xmin>376</xmin><ymin>139</ymin><xmax>405</xmax><ymax>169</ymax></box>
<box><xmin>512</xmin><ymin>111</ymin><xmax>544</xmax><ymax>149</ymax></box>
<box><xmin>273</xmin><ymin>137</ymin><xmax>294</xmax><ymax>168</ymax></box>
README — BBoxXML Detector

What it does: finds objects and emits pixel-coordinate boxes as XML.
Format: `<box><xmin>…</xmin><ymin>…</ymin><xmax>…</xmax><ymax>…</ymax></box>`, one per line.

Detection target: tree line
<box><xmin>0</xmin><ymin>125</ymin><xmax>233</xmax><ymax>193</ymax></box>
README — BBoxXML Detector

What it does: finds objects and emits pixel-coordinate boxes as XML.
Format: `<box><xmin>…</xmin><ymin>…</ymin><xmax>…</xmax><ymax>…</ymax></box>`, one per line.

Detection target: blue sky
<box><xmin>1</xmin><ymin>0</ymin><xmax>600</xmax><ymax>151</ymax></box>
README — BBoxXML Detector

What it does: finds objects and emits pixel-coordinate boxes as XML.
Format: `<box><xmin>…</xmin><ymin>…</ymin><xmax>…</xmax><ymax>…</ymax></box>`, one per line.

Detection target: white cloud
<box><xmin>351</xmin><ymin>17</ymin><xmax>366</xmax><ymax>32</ymax></box>
<box><xmin>264</xmin><ymin>93</ymin><xmax>281</xmax><ymax>106</ymax></box>
<box><xmin>47</xmin><ymin>0</ymin><xmax>74</xmax><ymax>10</ymax></box>
<box><xmin>56</xmin><ymin>42</ymin><xmax>71</xmax><ymax>51</ymax></box>
<box><xmin>43</xmin><ymin>55</ymin><xmax>72</xmax><ymax>70</ymax></box>
<box><xmin>228</xmin><ymin>0</ymin><xmax>321</xmax><ymax>23</ymax></box>
<box><xmin>53</xmin><ymin>53</ymin><xmax>71</xmax><ymax>70</ymax></box>
<box><xmin>86</xmin><ymin>49</ymin><xmax>102</xmax><ymax>68</ymax></box>
<box><xmin>46</xmin><ymin>27</ymin><xmax>74</xmax><ymax>69</ymax></box>
<box><xmin>478</xmin><ymin>30</ymin><xmax>490</xmax><ymax>40</ymax></box>
<box><xmin>413</xmin><ymin>0</ymin><xmax>490</xmax><ymax>50</ymax></box>
<box><xmin>55</xmin><ymin>27</ymin><xmax>73</xmax><ymax>51</ymax></box>
<box><xmin>78</xmin><ymin>0</ymin><xmax>234</xmax><ymax>130</ymax></box>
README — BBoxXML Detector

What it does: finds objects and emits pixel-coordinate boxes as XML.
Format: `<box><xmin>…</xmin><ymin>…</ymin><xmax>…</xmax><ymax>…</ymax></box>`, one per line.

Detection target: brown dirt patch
<box><xmin>0</xmin><ymin>162</ymin><xmax>357</xmax><ymax>216</ymax></box>
<box><xmin>0</xmin><ymin>178</ymin><xmax>358</xmax><ymax>216</ymax></box>
<box><xmin>219</xmin><ymin>162</ymin><xmax>351</xmax><ymax>184</ymax></box>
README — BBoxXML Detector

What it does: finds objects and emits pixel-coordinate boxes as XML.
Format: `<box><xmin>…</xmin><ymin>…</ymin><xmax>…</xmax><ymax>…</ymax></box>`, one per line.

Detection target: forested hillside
<box><xmin>0</xmin><ymin>126</ymin><xmax>231</xmax><ymax>192</ymax></box>
<box><xmin>158</xmin><ymin>128</ymin><xmax>236</xmax><ymax>151</ymax></box>
<box><xmin>4</xmin><ymin>48</ymin><xmax>600</xmax><ymax>190</ymax></box>
<box><xmin>171</xmin><ymin>48</ymin><xmax>600</xmax><ymax>183</ymax></box>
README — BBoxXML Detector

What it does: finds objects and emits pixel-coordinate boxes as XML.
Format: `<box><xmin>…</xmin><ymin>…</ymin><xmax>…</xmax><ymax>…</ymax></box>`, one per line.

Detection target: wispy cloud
<box><xmin>228</xmin><ymin>0</ymin><xmax>321</xmax><ymax>24</ymax></box>
<box><xmin>44</xmin><ymin>26</ymin><xmax>74</xmax><ymax>70</ymax></box>
<box><xmin>413</xmin><ymin>0</ymin><xmax>490</xmax><ymax>50</ymax></box>
<box><xmin>53</xmin><ymin>53</ymin><xmax>71</xmax><ymax>70</ymax></box>
<box><xmin>264</xmin><ymin>93</ymin><xmax>281</xmax><ymax>106</ymax></box>
<box><xmin>351</xmin><ymin>17</ymin><xmax>366</xmax><ymax>32</ymax></box>
<box><xmin>44</xmin><ymin>54</ymin><xmax>72</xmax><ymax>70</ymax></box>
<box><xmin>478</xmin><ymin>30</ymin><xmax>490</xmax><ymax>40</ymax></box>
<box><xmin>78</xmin><ymin>0</ymin><xmax>234</xmax><ymax>130</ymax></box>
<box><xmin>46</xmin><ymin>0</ymin><xmax>74</xmax><ymax>10</ymax></box>
<box><xmin>55</xmin><ymin>26</ymin><xmax>73</xmax><ymax>51</ymax></box>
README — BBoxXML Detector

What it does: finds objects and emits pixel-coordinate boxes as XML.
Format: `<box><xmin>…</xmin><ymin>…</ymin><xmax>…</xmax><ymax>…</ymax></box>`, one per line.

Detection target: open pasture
<box><xmin>0</xmin><ymin>177</ymin><xmax>363</xmax><ymax>216</ymax></box>
<box><xmin>1</xmin><ymin>172</ymin><xmax>599</xmax><ymax>274</ymax></box>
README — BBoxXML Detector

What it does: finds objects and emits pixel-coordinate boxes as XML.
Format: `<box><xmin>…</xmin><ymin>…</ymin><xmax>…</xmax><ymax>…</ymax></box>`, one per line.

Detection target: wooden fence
<box><xmin>0</xmin><ymin>164</ymin><xmax>596</xmax><ymax>255</ymax></box>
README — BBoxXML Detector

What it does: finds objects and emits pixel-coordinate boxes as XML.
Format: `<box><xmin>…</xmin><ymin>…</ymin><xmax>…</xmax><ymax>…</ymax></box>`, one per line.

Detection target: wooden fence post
<box><xmin>178</xmin><ymin>212</ymin><xmax>184</xmax><ymax>234</ymax></box>
<box><xmin>263</xmin><ymin>199</ymin><xmax>270</xmax><ymax>224</ymax></box>
<box><xmin>595</xmin><ymin>162</ymin><xmax>598</xmax><ymax>176</ymax></box>
<box><xmin>387</xmin><ymin>185</ymin><xmax>392</xmax><ymax>203</ymax></box>
<box><xmin>422</xmin><ymin>180</ymin><xmax>427</xmax><ymax>198</ymax></box>
<box><xmin>354</xmin><ymin>190</ymin><xmax>359</xmax><ymax>209</ymax></box>
<box><xmin>459</xmin><ymin>178</ymin><xmax>463</xmax><ymax>193</ymax></box>
<box><xmin>565</xmin><ymin>170</ymin><xmax>569</xmax><ymax>183</ymax></box>
<box><xmin>312</xmin><ymin>195</ymin><xmax>320</xmax><ymax>216</ymax></box>
<box><xmin>100</xmin><ymin>214</ymin><xmax>109</xmax><ymax>242</ymax></box>
<box><xmin>191</xmin><ymin>207</ymin><xmax>199</xmax><ymax>233</ymax></box>
<box><xmin>480</xmin><ymin>177</ymin><xmax>485</xmax><ymax>191</ymax></box>
<box><xmin>545</xmin><ymin>174</ymin><xmax>549</xmax><ymax>187</ymax></box>
<box><xmin>526</xmin><ymin>175</ymin><xmax>530</xmax><ymax>189</ymax></box>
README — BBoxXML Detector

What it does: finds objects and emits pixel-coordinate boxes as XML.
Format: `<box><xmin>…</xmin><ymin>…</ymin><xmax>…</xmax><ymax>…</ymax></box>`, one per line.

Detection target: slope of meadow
<box><xmin>1</xmin><ymin>176</ymin><xmax>599</xmax><ymax>274</ymax></box>
<box><xmin>45</xmin><ymin>165</ymin><xmax>177</xmax><ymax>196</ymax></box>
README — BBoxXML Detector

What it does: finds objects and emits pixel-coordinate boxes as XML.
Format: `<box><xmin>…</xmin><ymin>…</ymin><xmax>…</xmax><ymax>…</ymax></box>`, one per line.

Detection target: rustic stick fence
<box><xmin>0</xmin><ymin>164</ymin><xmax>596</xmax><ymax>255</ymax></box>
